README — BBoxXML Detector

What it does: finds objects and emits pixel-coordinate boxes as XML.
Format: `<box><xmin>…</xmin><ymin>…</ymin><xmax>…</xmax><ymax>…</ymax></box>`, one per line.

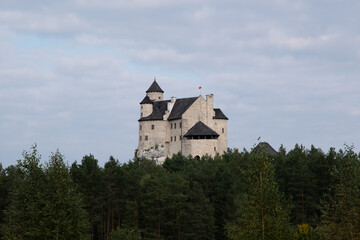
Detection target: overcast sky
<box><xmin>0</xmin><ymin>0</ymin><xmax>359</xmax><ymax>167</ymax></box>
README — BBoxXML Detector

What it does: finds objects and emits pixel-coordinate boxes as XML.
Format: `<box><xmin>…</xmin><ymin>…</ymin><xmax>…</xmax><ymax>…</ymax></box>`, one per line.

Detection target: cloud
<box><xmin>73</xmin><ymin>0</ymin><xmax>201</xmax><ymax>9</ymax></box>
<box><xmin>0</xmin><ymin>10</ymin><xmax>87</xmax><ymax>34</ymax></box>
<box><xmin>0</xmin><ymin>0</ymin><xmax>359</xmax><ymax>167</ymax></box>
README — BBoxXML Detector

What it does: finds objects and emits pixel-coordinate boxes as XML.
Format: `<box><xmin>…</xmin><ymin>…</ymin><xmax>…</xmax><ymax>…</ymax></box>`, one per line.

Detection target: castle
<box><xmin>137</xmin><ymin>80</ymin><xmax>228</xmax><ymax>163</ymax></box>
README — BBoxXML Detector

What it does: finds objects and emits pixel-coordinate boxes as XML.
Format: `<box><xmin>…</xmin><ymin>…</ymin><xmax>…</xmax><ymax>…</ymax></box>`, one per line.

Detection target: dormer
<box><xmin>146</xmin><ymin>80</ymin><xmax>164</xmax><ymax>101</ymax></box>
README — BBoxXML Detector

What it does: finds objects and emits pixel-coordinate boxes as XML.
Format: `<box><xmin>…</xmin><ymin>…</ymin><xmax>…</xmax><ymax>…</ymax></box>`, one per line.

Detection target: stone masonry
<box><xmin>137</xmin><ymin>80</ymin><xmax>228</xmax><ymax>164</ymax></box>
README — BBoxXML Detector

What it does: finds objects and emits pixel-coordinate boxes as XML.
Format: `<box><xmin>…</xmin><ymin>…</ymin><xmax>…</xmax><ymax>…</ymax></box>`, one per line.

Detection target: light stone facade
<box><xmin>137</xmin><ymin>81</ymin><xmax>228</xmax><ymax>163</ymax></box>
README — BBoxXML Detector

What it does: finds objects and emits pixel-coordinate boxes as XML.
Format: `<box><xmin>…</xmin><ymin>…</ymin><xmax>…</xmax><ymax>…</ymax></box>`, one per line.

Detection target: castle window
<box><xmin>158</xmin><ymin>96</ymin><xmax>161</xmax><ymax>99</ymax></box>
<box><xmin>141</xmin><ymin>113</ymin><xmax>143</xmax><ymax>117</ymax></box>
<box><xmin>174</xmin><ymin>123</ymin><xmax>176</xmax><ymax>129</ymax></box>
<box><xmin>141</xmin><ymin>106</ymin><xmax>143</xmax><ymax>109</ymax></box>
<box><xmin>140</xmin><ymin>136</ymin><xmax>142</xmax><ymax>141</ymax></box>
<box><xmin>151</xmin><ymin>124</ymin><xmax>155</xmax><ymax>130</ymax></box>
<box><xmin>180</xmin><ymin>122</ymin><xmax>182</xmax><ymax>128</ymax></box>
<box><xmin>171</xmin><ymin>123</ymin><xmax>173</xmax><ymax>129</ymax></box>
<box><xmin>179</xmin><ymin>135</ymin><xmax>182</xmax><ymax>140</ymax></box>
<box><xmin>140</xmin><ymin>125</ymin><xmax>142</xmax><ymax>131</ymax></box>
<box><xmin>214</xmin><ymin>147</ymin><xmax>217</xmax><ymax>151</ymax></box>
<box><xmin>171</xmin><ymin>136</ymin><xmax>173</xmax><ymax>142</ymax></box>
<box><xmin>174</xmin><ymin>136</ymin><xmax>176</xmax><ymax>141</ymax></box>
<box><xmin>145</xmin><ymin>136</ymin><xmax>148</xmax><ymax>141</ymax></box>
<box><xmin>222</xmin><ymin>128</ymin><xmax>224</xmax><ymax>133</ymax></box>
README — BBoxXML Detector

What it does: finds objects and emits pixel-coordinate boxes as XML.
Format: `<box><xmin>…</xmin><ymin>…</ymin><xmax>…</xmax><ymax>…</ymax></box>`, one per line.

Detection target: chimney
<box><xmin>167</xmin><ymin>97</ymin><xmax>176</xmax><ymax>113</ymax></box>
<box><xmin>206</xmin><ymin>94</ymin><xmax>214</xmax><ymax>109</ymax></box>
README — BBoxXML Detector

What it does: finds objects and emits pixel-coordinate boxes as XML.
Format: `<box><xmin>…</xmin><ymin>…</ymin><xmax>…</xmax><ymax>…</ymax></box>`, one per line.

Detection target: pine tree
<box><xmin>41</xmin><ymin>150</ymin><xmax>89</xmax><ymax>240</ymax></box>
<box><xmin>226</xmin><ymin>151</ymin><xmax>291</xmax><ymax>240</ymax></box>
<box><xmin>2</xmin><ymin>146</ymin><xmax>89</xmax><ymax>240</ymax></box>
<box><xmin>184</xmin><ymin>181</ymin><xmax>215</xmax><ymax>240</ymax></box>
<box><xmin>70</xmin><ymin>154</ymin><xmax>104</xmax><ymax>239</ymax></box>
<box><xmin>318</xmin><ymin>146</ymin><xmax>360</xmax><ymax>239</ymax></box>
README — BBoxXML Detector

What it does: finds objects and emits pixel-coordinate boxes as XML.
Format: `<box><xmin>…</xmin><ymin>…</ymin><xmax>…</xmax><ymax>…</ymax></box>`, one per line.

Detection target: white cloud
<box><xmin>0</xmin><ymin>0</ymin><xmax>359</xmax><ymax>166</ymax></box>
<box><xmin>0</xmin><ymin>10</ymin><xmax>87</xmax><ymax>33</ymax></box>
<box><xmin>73</xmin><ymin>0</ymin><xmax>200</xmax><ymax>9</ymax></box>
<box><xmin>131</xmin><ymin>48</ymin><xmax>194</xmax><ymax>64</ymax></box>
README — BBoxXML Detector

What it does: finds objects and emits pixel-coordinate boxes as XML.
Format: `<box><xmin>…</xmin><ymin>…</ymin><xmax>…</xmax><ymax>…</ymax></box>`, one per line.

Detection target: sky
<box><xmin>0</xmin><ymin>0</ymin><xmax>359</xmax><ymax>168</ymax></box>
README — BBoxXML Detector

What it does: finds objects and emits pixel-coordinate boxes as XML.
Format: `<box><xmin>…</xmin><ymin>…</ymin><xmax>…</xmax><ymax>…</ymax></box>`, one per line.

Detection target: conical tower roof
<box><xmin>139</xmin><ymin>96</ymin><xmax>153</xmax><ymax>104</ymax></box>
<box><xmin>146</xmin><ymin>80</ymin><xmax>164</xmax><ymax>93</ymax></box>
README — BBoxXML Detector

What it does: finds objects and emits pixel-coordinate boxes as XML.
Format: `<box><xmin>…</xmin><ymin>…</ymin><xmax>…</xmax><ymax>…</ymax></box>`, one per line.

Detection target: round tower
<box><xmin>140</xmin><ymin>96</ymin><xmax>153</xmax><ymax>118</ymax></box>
<box><xmin>146</xmin><ymin>80</ymin><xmax>164</xmax><ymax>101</ymax></box>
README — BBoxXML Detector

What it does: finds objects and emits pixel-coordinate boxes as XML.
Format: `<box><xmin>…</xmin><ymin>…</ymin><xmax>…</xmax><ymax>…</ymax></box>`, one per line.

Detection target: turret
<box><xmin>146</xmin><ymin>80</ymin><xmax>164</xmax><ymax>101</ymax></box>
<box><xmin>140</xmin><ymin>96</ymin><xmax>153</xmax><ymax>118</ymax></box>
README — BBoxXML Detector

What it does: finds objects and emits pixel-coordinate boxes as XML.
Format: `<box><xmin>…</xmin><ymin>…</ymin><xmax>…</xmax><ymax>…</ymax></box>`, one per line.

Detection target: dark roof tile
<box><xmin>139</xmin><ymin>100</ymin><xmax>170</xmax><ymax>121</ymax></box>
<box><xmin>140</xmin><ymin>96</ymin><xmax>153</xmax><ymax>104</ymax></box>
<box><xmin>184</xmin><ymin>121</ymin><xmax>219</xmax><ymax>137</ymax></box>
<box><xmin>253</xmin><ymin>142</ymin><xmax>278</xmax><ymax>155</ymax></box>
<box><xmin>168</xmin><ymin>97</ymin><xmax>198</xmax><ymax>120</ymax></box>
<box><xmin>213</xmin><ymin>108</ymin><xmax>228</xmax><ymax>120</ymax></box>
<box><xmin>146</xmin><ymin>80</ymin><xmax>164</xmax><ymax>93</ymax></box>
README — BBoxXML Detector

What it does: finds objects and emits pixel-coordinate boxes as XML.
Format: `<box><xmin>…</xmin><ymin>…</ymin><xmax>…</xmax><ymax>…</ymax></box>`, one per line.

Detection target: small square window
<box><xmin>151</xmin><ymin>124</ymin><xmax>154</xmax><ymax>130</ymax></box>
<box><xmin>145</xmin><ymin>136</ymin><xmax>148</xmax><ymax>141</ymax></box>
<box><xmin>214</xmin><ymin>147</ymin><xmax>217</xmax><ymax>151</ymax></box>
<box><xmin>158</xmin><ymin>96</ymin><xmax>161</xmax><ymax>99</ymax></box>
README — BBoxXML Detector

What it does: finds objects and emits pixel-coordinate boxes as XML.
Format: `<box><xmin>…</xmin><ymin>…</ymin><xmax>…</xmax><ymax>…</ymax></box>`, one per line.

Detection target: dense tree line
<box><xmin>0</xmin><ymin>143</ymin><xmax>359</xmax><ymax>239</ymax></box>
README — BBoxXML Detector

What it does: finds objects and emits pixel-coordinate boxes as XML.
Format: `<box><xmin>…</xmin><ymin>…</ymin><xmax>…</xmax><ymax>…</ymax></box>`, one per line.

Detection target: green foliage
<box><xmin>70</xmin><ymin>154</ymin><xmax>104</xmax><ymax>239</ymax></box>
<box><xmin>1</xmin><ymin>145</ymin><xmax>89</xmax><ymax>240</ymax></box>
<box><xmin>226</xmin><ymin>150</ymin><xmax>291</xmax><ymax>240</ymax></box>
<box><xmin>318</xmin><ymin>145</ymin><xmax>360</xmax><ymax>240</ymax></box>
<box><xmin>1</xmin><ymin>143</ymin><xmax>359</xmax><ymax>240</ymax></box>
<box><xmin>294</xmin><ymin>224</ymin><xmax>320</xmax><ymax>240</ymax></box>
<box><xmin>108</xmin><ymin>227</ymin><xmax>141</xmax><ymax>240</ymax></box>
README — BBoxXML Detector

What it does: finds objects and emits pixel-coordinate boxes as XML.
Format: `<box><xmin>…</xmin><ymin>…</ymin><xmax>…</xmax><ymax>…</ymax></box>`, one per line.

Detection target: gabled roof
<box><xmin>139</xmin><ymin>100</ymin><xmax>170</xmax><ymax>121</ymax></box>
<box><xmin>168</xmin><ymin>97</ymin><xmax>198</xmax><ymax>120</ymax></box>
<box><xmin>184</xmin><ymin>121</ymin><xmax>219</xmax><ymax>137</ymax></box>
<box><xmin>140</xmin><ymin>96</ymin><xmax>153</xmax><ymax>104</ymax></box>
<box><xmin>253</xmin><ymin>142</ymin><xmax>278</xmax><ymax>155</ymax></box>
<box><xmin>146</xmin><ymin>80</ymin><xmax>164</xmax><ymax>93</ymax></box>
<box><xmin>213</xmin><ymin>108</ymin><xmax>228</xmax><ymax>120</ymax></box>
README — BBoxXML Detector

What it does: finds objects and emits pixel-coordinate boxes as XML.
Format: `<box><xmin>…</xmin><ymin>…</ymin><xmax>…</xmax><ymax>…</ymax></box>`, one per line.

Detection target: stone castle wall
<box><xmin>138</xmin><ymin>92</ymin><xmax>227</xmax><ymax>160</ymax></box>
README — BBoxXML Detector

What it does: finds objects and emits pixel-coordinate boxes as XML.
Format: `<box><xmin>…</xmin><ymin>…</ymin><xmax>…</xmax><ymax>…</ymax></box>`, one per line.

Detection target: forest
<box><xmin>0</xmin><ymin>143</ymin><xmax>359</xmax><ymax>240</ymax></box>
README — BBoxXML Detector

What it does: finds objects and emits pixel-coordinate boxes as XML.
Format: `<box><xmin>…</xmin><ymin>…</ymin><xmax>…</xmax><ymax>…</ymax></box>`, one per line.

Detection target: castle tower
<box><xmin>146</xmin><ymin>80</ymin><xmax>164</xmax><ymax>101</ymax></box>
<box><xmin>139</xmin><ymin>95</ymin><xmax>153</xmax><ymax>118</ymax></box>
<box><xmin>137</xmin><ymin>79</ymin><xmax>228</xmax><ymax>164</ymax></box>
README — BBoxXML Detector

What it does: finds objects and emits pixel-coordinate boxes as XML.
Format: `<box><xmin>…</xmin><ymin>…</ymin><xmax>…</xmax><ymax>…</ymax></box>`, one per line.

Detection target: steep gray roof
<box><xmin>140</xmin><ymin>96</ymin><xmax>153</xmax><ymax>104</ymax></box>
<box><xmin>139</xmin><ymin>100</ymin><xmax>170</xmax><ymax>121</ymax></box>
<box><xmin>167</xmin><ymin>97</ymin><xmax>198</xmax><ymax>120</ymax></box>
<box><xmin>213</xmin><ymin>108</ymin><xmax>228</xmax><ymax>120</ymax></box>
<box><xmin>146</xmin><ymin>80</ymin><xmax>164</xmax><ymax>93</ymax></box>
<box><xmin>253</xmin><ymin>142</ymin><xmax>278</xmax><ymax>155</ymax></box>
<box><xmin>184</xmin><ymin>121</ymin><xmax>219</xmax><ymax>137</ymax></box>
